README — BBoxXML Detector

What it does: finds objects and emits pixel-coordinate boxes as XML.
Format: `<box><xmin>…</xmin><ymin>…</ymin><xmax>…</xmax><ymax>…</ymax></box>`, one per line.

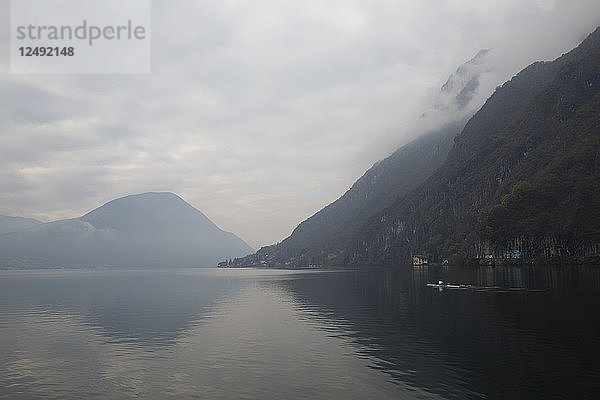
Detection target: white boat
<box><xmin>426</xmin><ymin>280</ymin><xmax>472</xmax><ymax>289</ymax></box>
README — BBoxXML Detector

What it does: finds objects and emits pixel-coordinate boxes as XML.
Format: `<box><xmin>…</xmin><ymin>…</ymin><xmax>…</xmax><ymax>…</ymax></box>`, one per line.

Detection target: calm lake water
<box><xmin>1</xmin><ymin>265</ymin><xmax>599</xmax><ymax>399</ymax></box>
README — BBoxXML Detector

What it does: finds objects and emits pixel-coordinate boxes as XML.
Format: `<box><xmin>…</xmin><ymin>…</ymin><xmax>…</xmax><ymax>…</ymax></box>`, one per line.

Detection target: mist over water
<box><xmin>1</xmin><ymin>266</ymin><xmax>599</xmax><ymax>399</ymax></box>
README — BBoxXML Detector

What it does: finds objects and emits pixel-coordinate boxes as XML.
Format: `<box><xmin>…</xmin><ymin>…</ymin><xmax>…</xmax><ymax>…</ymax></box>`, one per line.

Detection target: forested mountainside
<box><xmin>248</xmin><ymin>122</ymin><xmax>461</xmax><ymax>266</ymax></box>
<box><xmin>225</xmin><ymin>50</ymin><xmax>492</xmax><ymax>268</ymax></box>
<box><xmin>226</xmin><ymin>27</ymin><xmax>600</xmax><ymax>268</ymax></box>
<box><xmin>350</xmin><ymin>27</ymin><xmax>600</xmax><ymax>265</ymax></box>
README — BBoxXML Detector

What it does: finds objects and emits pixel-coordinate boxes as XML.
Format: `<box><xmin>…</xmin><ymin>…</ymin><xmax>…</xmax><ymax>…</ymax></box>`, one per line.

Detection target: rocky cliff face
<box><xmin>227</xmin><ymin>50</ymin><xmax>495</xmax><ymax>268</ymax></box>
<box><xmin>227</xmin><ymin>27</ymin><xmax>600</xmax><ymax>269</ymax></box>
<box><xmin>350</xmin><ymin>27</ymin><xmax>600</xmax><ymax>265</ymax></box>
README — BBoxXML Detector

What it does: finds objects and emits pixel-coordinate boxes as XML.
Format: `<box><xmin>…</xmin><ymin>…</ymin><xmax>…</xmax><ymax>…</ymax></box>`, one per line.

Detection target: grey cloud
<box><xmin>0</xmin><ymin>80</ymin><xmax>83</xmax><ymax>124</ymax></box>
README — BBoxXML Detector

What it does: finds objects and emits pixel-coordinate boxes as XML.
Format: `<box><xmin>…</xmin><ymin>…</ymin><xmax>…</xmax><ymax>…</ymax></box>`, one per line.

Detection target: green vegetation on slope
<box><xmin>349</xmin><ymin>27</ymin><xmax>600</xmax><ymax>265</ymax></box>
<box><xmin>226</xmin><ymin>27</ymin><xmax>600</xmax><ymax>269</ymax></box>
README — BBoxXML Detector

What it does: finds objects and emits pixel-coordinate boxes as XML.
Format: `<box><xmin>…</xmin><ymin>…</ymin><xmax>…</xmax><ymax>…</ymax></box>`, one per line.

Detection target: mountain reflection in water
<box><xmin>278</xmin><ymin>266</ymin><xmax>600</xmax><ymax>399</ymax></box>
<box><xmin>0</xmin><ymin>266</ymin><xmax>599</xmax><ymax>399</ymax></box>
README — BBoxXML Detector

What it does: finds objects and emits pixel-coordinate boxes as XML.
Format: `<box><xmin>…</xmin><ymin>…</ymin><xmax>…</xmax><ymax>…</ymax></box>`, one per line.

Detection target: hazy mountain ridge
<box><xmin>227</xmin><ymin>27</ymin><xmax>600</xmax><ymax>268</ymax></box>
<box><xmin>226</xmin><ymin>50</ymin><xmax>494</xmax><ymax>268</ymax></box>
<box><xmin>439</xmin><ymin>48</ymin><xmax>491</xmax><ymax>109</ymax></box>
<box><xmin>81</xmin><ymin>192</ymin><xmax>223</xmax><ymax>235</ymax></box>
<box><xmin>0</xmin><ymin>215</ymin><xmax>42</xmax><ymax>235</ymax></box>
<box><xmin>350</xmin><ymin>27</ymin><xmax>600</xmax><ymax>265</ymax></box>
<box><xmin>251</xmin><ymin>122</ymin><xmax>462</xmax><ymax>265</ymax></box>
<box><xmin>0</xmin><ymin>192</ymin><xmax>253</xmax><ymax>268</ymax></box>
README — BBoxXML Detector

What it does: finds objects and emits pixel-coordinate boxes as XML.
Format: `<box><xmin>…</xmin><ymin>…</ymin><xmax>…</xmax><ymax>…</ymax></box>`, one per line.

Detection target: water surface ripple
<box><xmin>1</xmin><ymin>266</ymin><xmax>599</xmax><ymax>399</ymax></box>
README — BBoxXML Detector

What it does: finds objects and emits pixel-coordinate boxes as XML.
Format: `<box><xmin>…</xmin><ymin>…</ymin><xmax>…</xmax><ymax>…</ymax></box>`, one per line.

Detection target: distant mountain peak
<box><xmin>86</xmin><ymin>191</ymin><xmax>186</xmax><ymax>210</ymax></box>
<box><xmin>0</xmin><ymin>192</ymin><xmax>253</xmax><ymax>268</ymax></box>
<box><xmin>0</xmin><ymin>215</ymin><xmax>42</xmax><ymax>235</ymax></box>
<box><xmin>81</xmin><ymin>191</ymin><xmax>216</xmax><ymax>234</ymax></box>
<box><xmin>437</xmin><ymin>48</ymin><xmax>492</xmax><ymax>110</ymax></box>
<box><xmin>417</xmin><ymin>48</ymin><xmax>495</xmax><ymax>128</ymax></box>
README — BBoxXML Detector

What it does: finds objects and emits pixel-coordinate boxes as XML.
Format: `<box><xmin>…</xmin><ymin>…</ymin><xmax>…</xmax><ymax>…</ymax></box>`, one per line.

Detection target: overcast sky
<box><xmin>1</xmin><ymin>0</ymin><xmax>599</xmax><ymax>248</ymax></box>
